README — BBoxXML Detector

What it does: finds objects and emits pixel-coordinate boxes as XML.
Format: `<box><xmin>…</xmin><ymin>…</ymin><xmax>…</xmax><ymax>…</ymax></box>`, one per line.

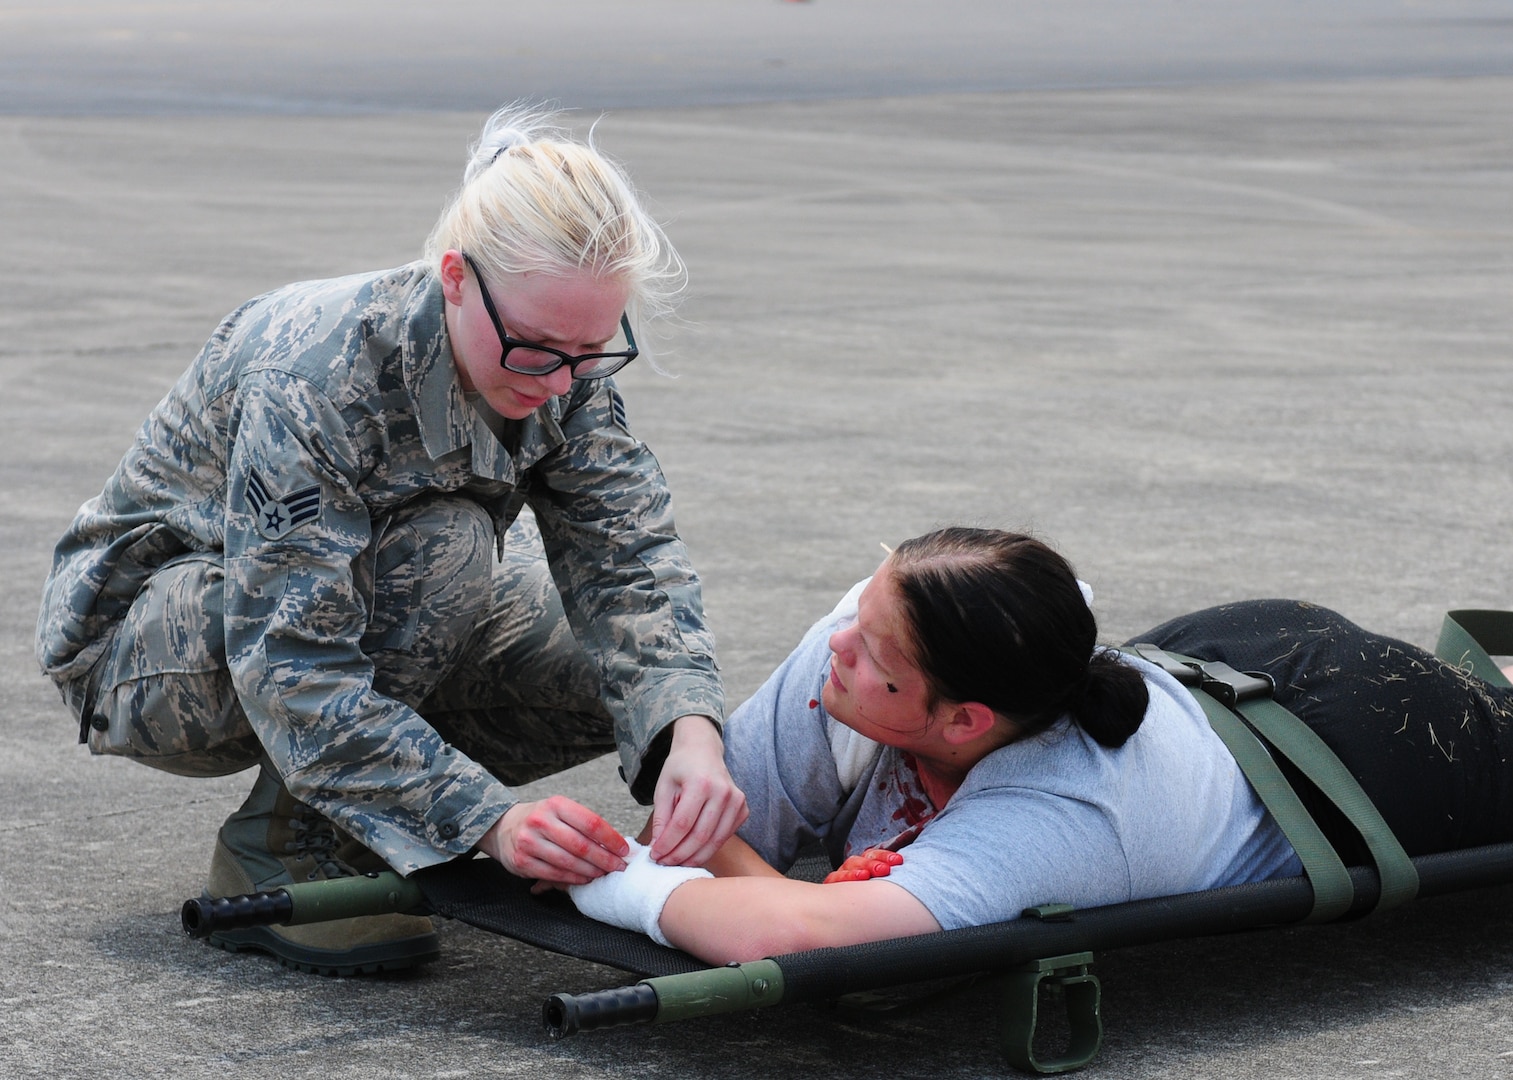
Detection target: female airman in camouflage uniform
<box><xmin>36</xmin><ymin>104</ymin><xmax>745</xmax><ymax>975</ymax></box>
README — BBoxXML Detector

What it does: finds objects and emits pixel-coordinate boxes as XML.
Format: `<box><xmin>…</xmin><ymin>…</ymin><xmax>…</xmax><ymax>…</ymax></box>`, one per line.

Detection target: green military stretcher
<box><xmin>180</xmin><ymin>610</ymin><xmax>1513</xmax><ymax>1075</ymax></box>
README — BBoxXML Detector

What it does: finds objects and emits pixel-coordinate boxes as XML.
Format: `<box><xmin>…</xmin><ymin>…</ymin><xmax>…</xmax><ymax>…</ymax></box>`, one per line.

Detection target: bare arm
<box><xmin>697</xmin><ymin>832</ymin><xmax>787</xmax><ymax>879</ymax></box>
<box><xmin>573</xmin><ymin>826</ymin><xmax>932</xmax><ymax>960</ymax></box>
<box><xmin>657</xmin><ymin>875</ymin><xmax>940</xmax><ymax>965</ymax></box>
<box><xmin>635</xmin><ymin>811</ymin><xmax>780</xmax><ymax>879</ymax></box>
<box><xmin>695</xmin><ymin>832</ymin><xmax>901</xmax><ymax>882</ymax></box>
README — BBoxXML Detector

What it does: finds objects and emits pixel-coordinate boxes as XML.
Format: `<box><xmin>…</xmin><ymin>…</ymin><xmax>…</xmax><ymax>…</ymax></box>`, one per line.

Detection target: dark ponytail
<box><xmin>890</xmin><ymin>528</ymin><xmax>1148</xmax><ymax>748</ymax></box>
<box><xmin>1071</xmin><ymin>648</ymin><xmax>1149</xmax><ymax>747</ymax></box>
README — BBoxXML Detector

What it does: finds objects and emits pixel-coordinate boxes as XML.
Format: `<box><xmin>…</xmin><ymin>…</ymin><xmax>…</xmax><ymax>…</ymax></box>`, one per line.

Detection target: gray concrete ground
<box><xmin>5</xmin><ymin>0</ymin><xmax>1513</xmax><ymax>113</ymax></box>
<box><xmin>4</xmin><ymin>4</ymin><xmax>1513</xmax><ymax>1078</ymax></box>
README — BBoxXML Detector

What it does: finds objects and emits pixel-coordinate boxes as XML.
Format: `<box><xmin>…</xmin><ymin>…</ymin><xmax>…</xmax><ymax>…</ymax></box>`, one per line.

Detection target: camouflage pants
<box><xmin>67</xmin><ymin>494</ymin><xmax>614</xmax><ymax>783</ymax></box>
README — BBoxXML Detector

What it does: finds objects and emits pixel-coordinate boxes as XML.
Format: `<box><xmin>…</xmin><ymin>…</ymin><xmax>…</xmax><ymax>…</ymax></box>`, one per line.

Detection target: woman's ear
<box><xmin>439</xmin><ymin>249</ymin><xmax>467</xmax><ymax>306</ymax></box>
<box><xmin>939</xmin><ymin>701</ymin><xmax>1004</xmax><ymax>747</ymax></box>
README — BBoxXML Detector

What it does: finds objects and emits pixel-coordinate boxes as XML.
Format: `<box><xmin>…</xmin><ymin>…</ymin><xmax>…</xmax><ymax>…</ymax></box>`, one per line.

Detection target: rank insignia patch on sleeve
<box><xmin>607</xmin><ymin>386</ymin><xmax>630</xmax><ymax>433</ymax></box>
<box><xmin>245</xmin><ymin>468</ymin><xmax>322</xmax><ymax>540</ymax></box>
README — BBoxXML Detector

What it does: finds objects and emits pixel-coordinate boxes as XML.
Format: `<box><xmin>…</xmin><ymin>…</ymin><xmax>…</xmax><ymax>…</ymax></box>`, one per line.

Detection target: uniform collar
<box><xmin>403</xmin><ymin>269</ymin><xmax>570</xmax><ymax>483</ymax></box>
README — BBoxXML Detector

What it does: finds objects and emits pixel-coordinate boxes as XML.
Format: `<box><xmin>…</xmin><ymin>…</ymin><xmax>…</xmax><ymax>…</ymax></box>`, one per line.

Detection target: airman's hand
<box><xmin>647</xmin><ymin>715</ymin><xmax>748</xmax><ymax>866</ymax></box>
<box><xmin>478</xmin><ymin>796</ymin><xmax>629</xmax><ymax>886</ymax></box>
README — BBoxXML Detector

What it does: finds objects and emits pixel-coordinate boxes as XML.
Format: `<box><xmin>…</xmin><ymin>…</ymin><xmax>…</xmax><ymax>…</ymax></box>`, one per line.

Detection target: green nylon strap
<box><xmin>1127</xmin><ymin>645</ymin><xmax>1352</xmax><ymax>923</ymax></box>
<box><xmin>1188</xmin><ymin>651</ymin><xmax>1418</xmax><ymax>913</ymax></box>
<box><xmin>1176</xmin><ymin>676</ymin><xmax>1354</xmax><ymax>923</ymax></box>
<box><xmin>1222</xmin><ymin>689</ymin><xmax>1418</xmax><ymax>914</ymax></box>
<box><xmin>1131</xmin><ymin>644</ymin><xmax>1422</xmax><ymax>913</ymax></box>
<box><xmin>1435</xmin><ymin>610</ymin><xmax>1513</xmax><ymax>688</ymax></box>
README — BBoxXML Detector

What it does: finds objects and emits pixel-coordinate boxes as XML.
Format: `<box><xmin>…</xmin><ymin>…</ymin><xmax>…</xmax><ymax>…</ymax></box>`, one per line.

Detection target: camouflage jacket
<box><xmin>36</xmin><ymin>263</ymin><xmax>723</xmax><ymax>874</ymax></box>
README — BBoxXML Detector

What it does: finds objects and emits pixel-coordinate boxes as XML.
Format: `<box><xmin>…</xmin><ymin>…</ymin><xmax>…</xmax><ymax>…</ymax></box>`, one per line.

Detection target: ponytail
<box><xmin>1067</xmin><ymin>648</ymin><xmax>1149</xmax><ymax>748</ymax></box>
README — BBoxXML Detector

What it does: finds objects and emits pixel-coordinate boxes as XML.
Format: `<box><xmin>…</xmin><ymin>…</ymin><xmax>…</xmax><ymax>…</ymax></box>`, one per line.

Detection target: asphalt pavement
<box><xmin>3</xmin><ymin>4</ymin><xmax>1513</xmax><ymax>1078</ymax></box>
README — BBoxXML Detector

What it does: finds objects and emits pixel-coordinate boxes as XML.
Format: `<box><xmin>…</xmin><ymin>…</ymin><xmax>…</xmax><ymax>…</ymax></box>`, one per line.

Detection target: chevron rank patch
<box><xmin>607</xmin><ymin>386</ymin><xmax>629</xmax><ymax>433</ymax></box>
<box><xmin>245</xmin><ymin>467</ymin><xmax>322</xmax><ymax>540</ymax></box>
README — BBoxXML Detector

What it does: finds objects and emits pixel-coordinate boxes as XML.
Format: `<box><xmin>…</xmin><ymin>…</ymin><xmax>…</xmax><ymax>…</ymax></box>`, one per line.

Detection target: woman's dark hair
<box><xmin>889</xmin><ymin>528</ymin><xmax>1148</xmax><ymax>748</ymax></box>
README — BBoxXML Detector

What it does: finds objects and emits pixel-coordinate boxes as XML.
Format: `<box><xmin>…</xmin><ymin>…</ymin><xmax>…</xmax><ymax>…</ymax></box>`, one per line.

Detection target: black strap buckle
<box><xmin>1127</xmin><ymin>643</ymin><xmax>1200</xmax><ymax>686</ymax></box>
<box><xmin>1127</xmin><ymin>645</ymin><xmax>1273</xmax><ymax>705</ymax></box>
<box><xmin>1195</xmin><ymin>660</ymin><xmax>1274</xmax><ymax>706</ymax></box>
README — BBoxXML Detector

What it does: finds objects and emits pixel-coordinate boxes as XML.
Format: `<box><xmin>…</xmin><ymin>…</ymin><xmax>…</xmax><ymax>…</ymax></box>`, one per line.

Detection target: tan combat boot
<box><xmin>204</xmin><ymin>763</ymin><xmax>440</xmax><ymax>975</ymax></box>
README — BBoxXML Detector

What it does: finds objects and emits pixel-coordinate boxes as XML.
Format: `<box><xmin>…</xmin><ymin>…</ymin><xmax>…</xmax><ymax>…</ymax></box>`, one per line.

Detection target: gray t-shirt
<box><xmin>724</xmin><ymin>581</ymin><xmax>1302</xmax><ymax>930</ymax></box>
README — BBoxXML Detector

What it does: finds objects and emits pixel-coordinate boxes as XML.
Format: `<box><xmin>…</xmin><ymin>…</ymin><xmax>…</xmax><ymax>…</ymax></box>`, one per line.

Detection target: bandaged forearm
<box><xmin>568</xmin><ymin>840</ymin><xmax>712</xmax><ymax>946</ymax></box>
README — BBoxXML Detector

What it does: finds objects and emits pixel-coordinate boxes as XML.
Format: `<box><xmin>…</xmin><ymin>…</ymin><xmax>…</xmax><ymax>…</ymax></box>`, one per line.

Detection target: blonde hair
<box><xmin>425</xmin><ymin>103</ymin><xmax>686</xmax><ymax>326</ymax></box>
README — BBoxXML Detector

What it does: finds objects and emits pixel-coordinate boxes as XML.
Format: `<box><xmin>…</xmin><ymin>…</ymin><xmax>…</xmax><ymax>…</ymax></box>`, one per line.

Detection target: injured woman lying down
<box><xmin>569</xmin><ymin>527</ymin><xmax>1513</xmax><ymax>964</ymax></box>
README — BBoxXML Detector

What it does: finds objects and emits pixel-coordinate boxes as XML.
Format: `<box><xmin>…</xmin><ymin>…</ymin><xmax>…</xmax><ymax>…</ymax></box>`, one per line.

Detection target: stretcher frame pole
<box><xmin>181</xmin><ymin>871</ymin><xmax>428</xmax><ymax>938</ymax></box>
<box><xmin>543</xmin><ymin>960</ymin><xmax>787</xmax><ymax>1037</ymax></box>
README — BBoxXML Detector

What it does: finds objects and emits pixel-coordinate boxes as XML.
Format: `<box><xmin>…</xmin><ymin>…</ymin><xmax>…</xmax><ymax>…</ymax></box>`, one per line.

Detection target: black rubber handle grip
<box><xmin>543</xmin><ymin>984</ymin><xmax>658</xmax><ymax>1038</ymax></box>
<box><xmin>181</xmin><ymin>890</ymin><xmax>294</xmax><ymax>938</ymax></box>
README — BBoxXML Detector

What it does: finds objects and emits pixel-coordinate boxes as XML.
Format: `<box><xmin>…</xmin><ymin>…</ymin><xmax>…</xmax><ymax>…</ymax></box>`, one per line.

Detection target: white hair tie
<box><xmin>487</xmin><ymin>132</ymin><xmax>528</xmax><ymax>163</ymax></box>
<box><xmin>465</xmin><ymin>127</ymin><xmax>532</xmax><ymax>183</ymax></box>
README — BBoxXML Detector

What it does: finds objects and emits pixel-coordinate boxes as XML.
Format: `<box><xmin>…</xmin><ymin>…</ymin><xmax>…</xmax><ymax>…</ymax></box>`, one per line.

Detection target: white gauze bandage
<box><xmin>567</xmin><ymin>840</ymin><xmax>712</xmax><ymax>947</ymax></box>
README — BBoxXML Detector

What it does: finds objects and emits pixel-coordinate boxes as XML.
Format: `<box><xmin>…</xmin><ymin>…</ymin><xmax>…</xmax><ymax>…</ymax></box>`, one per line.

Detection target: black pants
<box><xmin>1130</xmin><ymin>600</ymin><xmax>1513</xmax><ymax>860</ymax></box>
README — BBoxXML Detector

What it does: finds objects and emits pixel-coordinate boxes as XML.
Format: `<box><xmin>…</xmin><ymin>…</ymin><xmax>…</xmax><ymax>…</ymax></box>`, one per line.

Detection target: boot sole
<box><xmin>207</xmin><ymin>925</ymin><xmax>441</xmax><ymax>976</ymax></box>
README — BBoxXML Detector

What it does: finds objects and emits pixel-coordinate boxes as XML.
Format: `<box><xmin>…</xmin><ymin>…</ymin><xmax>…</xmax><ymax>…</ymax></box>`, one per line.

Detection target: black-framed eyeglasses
<box><xmin>462</xmin><ymin>253</ymin><xmax>638</xmax><ymax>380</ymax></box>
